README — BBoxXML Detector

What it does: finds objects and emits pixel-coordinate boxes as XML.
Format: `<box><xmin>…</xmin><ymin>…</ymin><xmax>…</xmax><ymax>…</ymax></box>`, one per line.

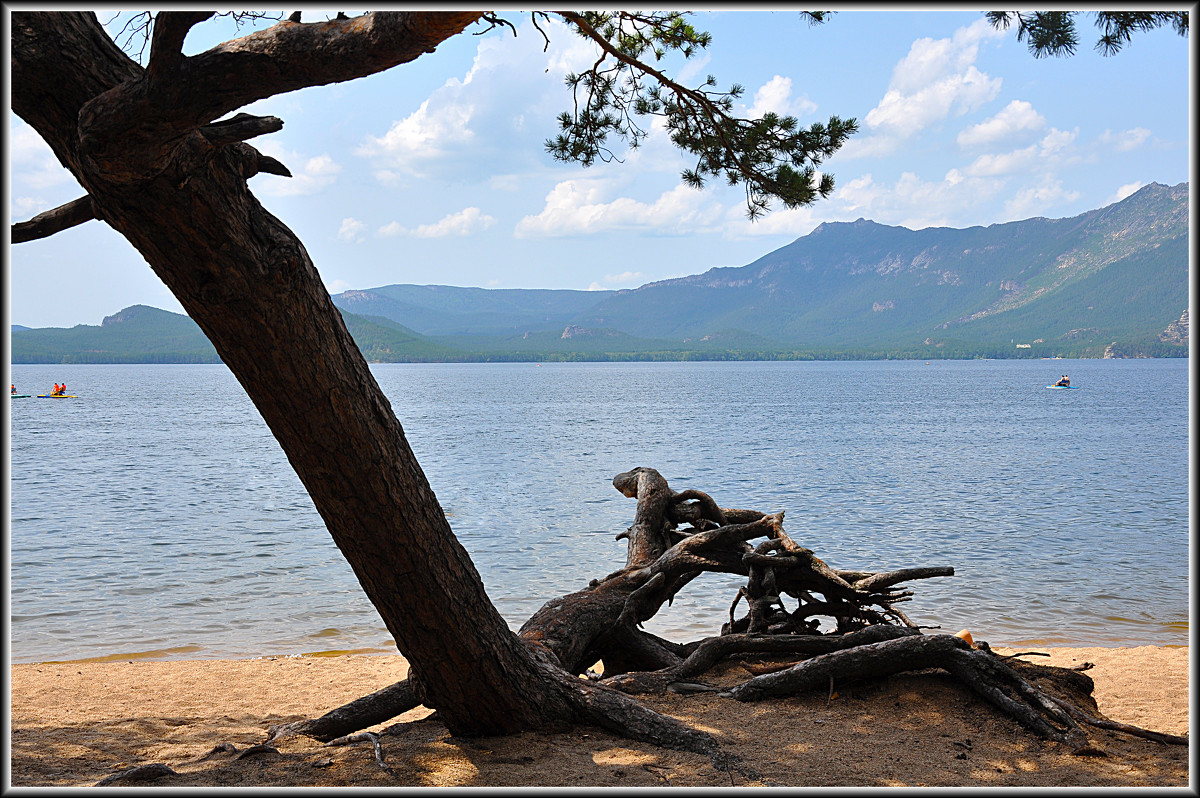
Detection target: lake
<box><xmin>8</xmin><ymin>358</ymin><xmax>1190</xmax><ymax>663</ymax></box>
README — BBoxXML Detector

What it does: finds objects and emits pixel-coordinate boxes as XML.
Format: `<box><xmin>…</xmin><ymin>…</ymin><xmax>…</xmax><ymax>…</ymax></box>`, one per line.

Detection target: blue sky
<box><xmin>7</xmin><ymin>7</ymin><xmax>1193</xmax><ymax>329</ymax></box>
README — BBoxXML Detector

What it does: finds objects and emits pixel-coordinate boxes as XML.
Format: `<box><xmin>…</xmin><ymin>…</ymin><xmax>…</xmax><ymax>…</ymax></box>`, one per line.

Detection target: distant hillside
<box><xmin>9</xmin><ymin>305</ymin><xmax>470</xmax><ymax>364</ymax></box>
<box><xmin>13</xmin><ymin>182</ymin><xmax>1188</xmax><ymax>362</ymax></box>
<box><xmin>334</xmin><ymin>284</ymin><xmax>615</xmax><ymax>336</ymax></box>
<box><xmin>330</xmin><ymin>182</ymin><xmax>1187</xmax><ymax>359</ymax></box>
<box><xmin>339</xmin><ymin>312</ymin><xmax>466</xmax><ymax>362</ymax></box>
<box><xmin>10</xmin><ymin>305</ymin><xmax>221</xmax><ymax>363</ymax></box>
<box><xmin>571</xmin><ymin>181</ymin><xmax>1189</xmax><ymax>357</ymax></box>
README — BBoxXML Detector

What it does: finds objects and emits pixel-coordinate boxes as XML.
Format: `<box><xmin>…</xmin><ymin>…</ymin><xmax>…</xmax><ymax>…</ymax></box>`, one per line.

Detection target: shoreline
<box><xmin>12</xmin><ymin>628</ymin><xmax>1189</xmax><ymax>667</ymax></box>
<box><xmin>10</xmin><ymin>643</ymin><xmax>1189</xmax><ymax>788</ymax></box>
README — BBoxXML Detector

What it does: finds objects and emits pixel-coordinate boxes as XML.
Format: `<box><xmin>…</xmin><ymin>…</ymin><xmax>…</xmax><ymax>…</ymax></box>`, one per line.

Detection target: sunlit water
<box><xmin>8</xmin><ymin>358</ymin><xmax>1190</xmax><ymax>662</ymax></box>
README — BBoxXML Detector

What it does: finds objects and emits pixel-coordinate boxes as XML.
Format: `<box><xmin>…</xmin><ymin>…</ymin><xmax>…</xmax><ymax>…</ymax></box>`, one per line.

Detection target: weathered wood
<box><xmin>94</xmin><ymin>763</ymin><xmax>176</xmax><ymax>786</ymax></box>
<box><xmin>147</xmin><ymin>12</ymin><xmax>214</xmax><ymax>80</ymax></box>
<box><xmin>13</xmin><ymin>10</ymin><xmax>575</xmax><ymax>740</ymax></box>
<box><xmin>200</xmin><ymin>113</ymin><xmax>285</xmax><ymax>146</ymax></box>
<box><xmin>941</xmin><ymin>647</ymin><xmax>1089</xmax><ymax>748</ymax></box>
<box><xmin>605</xmin><ymin>624</ymin><xmax>920</xmax><ymax>694</ymax></box>
<box><xmin>720</xmin><ymin>632</ymin><xmax>971</xmax><ymax>702</ymax></box>
<box><xmin>11</xmin><ymin>196</ymin><xmax>96</xmax><ymax>243</ymax></box>
<box><xmin>267</xmin><ymin>678</ymin><xmax>422</xmax><ymax>743</ymax></box>
<box><xmin>13</xmin><ymin>11</ymin><xmax>1174</xmax><ymax>763</ymax></box>
<box><xmin>852</xmin><ymin>567</ymin><xmax>956</xmax><ymax>591</ymax></box>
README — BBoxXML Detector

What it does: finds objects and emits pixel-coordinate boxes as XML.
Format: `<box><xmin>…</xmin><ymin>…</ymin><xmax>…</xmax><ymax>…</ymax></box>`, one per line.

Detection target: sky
<box><xmin>7</xmin><ymin>6</ymin><xmax>1194</xmax><ymax>329</ymax></box>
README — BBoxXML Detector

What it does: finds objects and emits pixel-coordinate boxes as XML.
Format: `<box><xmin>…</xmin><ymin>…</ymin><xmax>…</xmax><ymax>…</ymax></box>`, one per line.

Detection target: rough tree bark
<box><xmin>12</xmin><ymin>9</ymin><xmax>570</xmax><ymax>739</ymax></box>
<box><xmin>12</xmin><ymin>12</ymin><xmax>1183</xmax><ymax>769</ymax></box>
<box><xmin>9</xmin><ymin>11</ymin><xmax>731</xmax><ymax>756</ymax></box>
<box><xmin>273</xmin><ymin>467</ymin><xmax>1185</xmax><ymax>755</ymax></box>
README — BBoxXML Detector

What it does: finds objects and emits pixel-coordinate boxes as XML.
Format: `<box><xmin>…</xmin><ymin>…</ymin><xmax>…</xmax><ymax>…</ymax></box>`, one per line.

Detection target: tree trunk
<box><xmin>13</xmin><ymin>13</ymin><xmax>1183</xmax><ymax>767</ymax></box>
<box><xmin>11</xmin><ymin>9</ymin><xmax>577</xmax><ymax>738</ymax></box>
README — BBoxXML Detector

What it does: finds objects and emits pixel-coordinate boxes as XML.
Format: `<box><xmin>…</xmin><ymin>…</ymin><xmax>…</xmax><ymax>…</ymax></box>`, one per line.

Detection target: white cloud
<box><xmin>338</xmin><ymin>217</ymin><xmax>367</xmax><ymax>242</ymax></box>
<box><xmin>584</xmin><ymin>272</ymin><xmax>651</xmax><ymax>291</ymax></box>
<box><xmin>1100</xmin><ymin>127</ymin><xmax>1152</xmax><ymax>152</ymax></box>
<box><xmin>863</xmin><ymin>18</ymin><xmax>1005</xmax><ymax>139</ymax></box>
<box><xmin>965</xmin><ymin>145</ymin><xmax>1038</xmax><ymax>177</ymax></box>
<box><xmin>722</xmin><ymin>204</ymin><xmax>822</xmax><ymax>239</ymax></box>
<box><xmin>12</xmin><ymin>195</ymin><xmax>50</xmax><ymax>220</ymax></box>
<box><xmin>514</xmin><ymin>181</ymin><xmax>723</xmax><ymax>238</ymax></box>
<box><xmin>1109</xmin><ymin>181</ymin><xmax>1144</xmax><ymax>204</ymax></box>
<box><xmin>305</xmin><ymin>154</ymin><xmax>340</xmax><ymax>176</ymax></box>
<box><xmin>355</xmin><ymin>95</ymin><xmax>476</xmax><ymax>178</ymax></box>
<box><xmin>377</xmin><ymin>207</ymin><xmax>496</xmax><ymax>238</ymax></box>
<box><xmin>1003</xmin><ymin>179</ymin><xmax>1081</xmax><ymax>220</ymax></box>
<box><xmin>957</xmin><ymin>100</ymin><xmax>1045</xmax><ymax>148</ymax></box>
<box><xmin>890</xmin><ymin>18</ymin><xmax>1002</xmax><ymax>93</ymax></box>
<box><xmin>412</xmin><ymin>207</ymin><xmax>496</xmax><ymax>238</ymax></box>
<box><xmin>356</xmin><ymin>17</ymin><xmax>600</xmax><ymax>183</ymax></box>
<box><xmin>746</xmin><ymin>75</ymin><xmax>817</xmax><ymax>119</ymax></box>
<box><xmin>834</xmin><ymin>133</ymin><xmax>900</xmax><ymax>161</ymax></box>
<box><xmin>963</xmin><ymin>127</ymin><xmax>1078</xmax><ymax>178</ymax></box>
<box><xmin>867</xmin><ymin>66</ymin><xmax>1001</xmax><ymax>138</ymax></box>
<box><xmin>9</xmin><ymin>121</ymin><xmax>77</xmax><ymax>194</ymax></box>
<box><xmin>1038</xmin><ymin>126</ymin><xmax>1078</xmax><ymax>156</ymax></box>
<box><xmin>674</xmin><ymin>50</ymin><xmax>713</xmax><ymax>86</ymax></box>
<box><xmin>252</xmin><ymin>142</ymin><xmax>342</xmax><ymax>196</ymax></box>
<box><xmin>820</xmin><ymin>170</ymin><xmax>1009</xmax><ymax>230</ymax></box>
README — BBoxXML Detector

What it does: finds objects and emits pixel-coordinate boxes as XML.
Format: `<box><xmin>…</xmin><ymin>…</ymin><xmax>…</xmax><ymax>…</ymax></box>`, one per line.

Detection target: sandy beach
<box><xmin>8</xmin><ymin>642</ymin><xmax>1189</xmax><ymax>788</ymax></box>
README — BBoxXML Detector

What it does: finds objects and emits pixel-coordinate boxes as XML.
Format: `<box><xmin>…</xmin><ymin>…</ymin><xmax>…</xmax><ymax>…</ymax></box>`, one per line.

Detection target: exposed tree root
<box><xmin>1045</xmin><ymin>695</ymin><xmax>1190</xmax><ymax>746</ymax></box>
<box><xmin>94</xmin><ymin>762</ymin><xmax>177</xmax><ymax>786</ymax></box>
<box><xmin>327</xmin><ymin>731</ymin><xmax>393</xmax><ymax>774</ymax></box>
<box><xmin>270</xmin><ymin>467</ymin><xmax>1184</xmax><ymax>765</ymax></box>
<box><xmin>267</xmin><ymin>679</ymin><xmax>422</xmax><ymax>743</ymax></box>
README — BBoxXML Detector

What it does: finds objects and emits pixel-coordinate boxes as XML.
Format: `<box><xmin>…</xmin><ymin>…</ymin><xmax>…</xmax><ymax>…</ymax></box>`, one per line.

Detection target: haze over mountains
<box><xmin>12</xmin><ymin>182</ymin><xmax>1189</xmax><ymax>363</ymax></box>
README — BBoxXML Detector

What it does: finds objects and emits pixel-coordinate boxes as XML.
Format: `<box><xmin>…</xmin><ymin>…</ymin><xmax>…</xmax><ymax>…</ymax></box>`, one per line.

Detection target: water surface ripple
<box><xmin>9</xmin><ymin>358</ymin><xmax>1189</xmax><ymax>662</ymax></box>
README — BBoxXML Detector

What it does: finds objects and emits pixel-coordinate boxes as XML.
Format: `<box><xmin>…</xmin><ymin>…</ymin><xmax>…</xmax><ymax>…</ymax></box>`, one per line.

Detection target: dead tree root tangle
<box><xmin>270</xmin><ymin>467</ymin><xmax>1178</xmax><ymax>761</ymax></box>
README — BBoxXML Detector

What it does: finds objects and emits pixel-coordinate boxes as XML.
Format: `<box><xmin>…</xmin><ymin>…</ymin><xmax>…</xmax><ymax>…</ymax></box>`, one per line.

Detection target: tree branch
<box><xmin>266</xmin><ymin>678</ymin><xmax>422</xmax><ymax>743</ymax></box>
<box><xmin>200</xmin><ymin>113</ymin><xmax>285</xmax><ymax>147</ymax></box>
<box><xmin>11</xmin><ymin>196</ymin><xmax>97</xmax><ymax>243</ymax></box>
<box><xmin>147</xmin><ymin>11</ymin><xmax>214</xmax><ymax>80</ymax></box>
<box><xmin>226</xmin><ymin>143</ymin><xmax>293</xmax><ymax>179</ymax></box>
<box><xmin>78</xmin><ymin>11</ymin><xmax>486</xmax><ymax>177</ymax></box>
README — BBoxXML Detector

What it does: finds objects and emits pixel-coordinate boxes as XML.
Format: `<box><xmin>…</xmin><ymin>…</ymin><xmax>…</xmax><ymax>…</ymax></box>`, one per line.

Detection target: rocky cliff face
<box><xmin>1158</xmin><ymin>309</ymin><xmax>1189</xmax><ymax>345</ymax></box>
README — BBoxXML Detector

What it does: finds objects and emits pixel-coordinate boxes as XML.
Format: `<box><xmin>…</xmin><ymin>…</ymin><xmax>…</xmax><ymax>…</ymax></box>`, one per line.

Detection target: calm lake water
<box><xmin>8</xmin><ymin>359</ymin><xmax>1190</xmax><ymax>663</ymax></box>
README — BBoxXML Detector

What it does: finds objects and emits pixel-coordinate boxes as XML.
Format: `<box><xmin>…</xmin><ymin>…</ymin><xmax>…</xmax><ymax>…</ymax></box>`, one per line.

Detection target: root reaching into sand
<box><xmin>274</xmin><ymin>467</ymin><xmax>1186</xmax><ymax>760</ymax></box>
<box><xmin>94</xmin><ymin>762</ymin><xmax>177</xmax><ymax>786</ymax></box>
<box><xmin>327</xmin><ymin>731</ymin><xmax>393</xmax><ymax>773</ymax></box>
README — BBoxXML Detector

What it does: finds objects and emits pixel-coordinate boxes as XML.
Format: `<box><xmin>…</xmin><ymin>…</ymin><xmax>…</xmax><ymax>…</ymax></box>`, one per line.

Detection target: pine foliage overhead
<box><xmin>545</xmin><ymin>11</ymin><xmax>857</xmax><ymax>220</ymax></box>
<box><xmin>985</xmin><ymin>10</ymin><xmax>1188</xmax><ymax>58</ymax></box>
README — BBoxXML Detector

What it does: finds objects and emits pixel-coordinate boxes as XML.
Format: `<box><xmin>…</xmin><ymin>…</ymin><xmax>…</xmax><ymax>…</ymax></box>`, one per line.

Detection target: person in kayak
<box><xmin>1055</xmin><ymin>375</ymin><xmax>1070</xmax><ymax>387</ymax></box>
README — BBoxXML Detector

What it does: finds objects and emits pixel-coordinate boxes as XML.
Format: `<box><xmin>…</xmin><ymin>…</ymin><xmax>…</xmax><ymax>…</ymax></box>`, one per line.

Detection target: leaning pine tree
<box><xmin>11</xmin><ymin>11</ymin><xmax>1187</xmax><ymax>780</ymax></box>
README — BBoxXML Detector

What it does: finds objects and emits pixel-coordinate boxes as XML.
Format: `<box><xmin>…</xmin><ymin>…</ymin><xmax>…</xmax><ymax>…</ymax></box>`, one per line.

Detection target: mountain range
<box><xmin>11</xmin><ymin>181</ymin><xmax>1189</xmax><ymax>363</ymax></box>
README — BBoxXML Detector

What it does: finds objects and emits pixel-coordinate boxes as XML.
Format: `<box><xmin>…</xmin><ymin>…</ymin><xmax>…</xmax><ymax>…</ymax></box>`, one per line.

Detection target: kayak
<box><xmin>11</xmin><ymin>394</ymin><xmax>32</xmax><ymax>398</ymax></box>
<box><xmin>37</xmin><ymin>394</ymin><xmax>78</xmax><ymax>399</ymax></box>
<box><xmin>1045</xmin><ymin>385</ymin><xmax>1079</xmax><ymax>390</ymax></box>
